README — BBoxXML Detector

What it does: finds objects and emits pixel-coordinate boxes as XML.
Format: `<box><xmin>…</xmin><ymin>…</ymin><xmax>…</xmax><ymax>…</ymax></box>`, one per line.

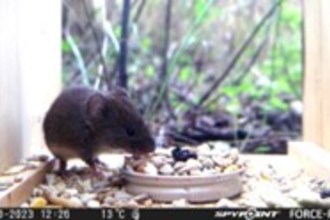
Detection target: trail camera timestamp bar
<box><xmin>0</xmin><ymin>208</ymin><xmax>330</xmax><ymax>220</ymax></box>
<box><xmin>0</xmin><ymin>209</ymin><xmax>138</xmax><ymax>220</ymax></box>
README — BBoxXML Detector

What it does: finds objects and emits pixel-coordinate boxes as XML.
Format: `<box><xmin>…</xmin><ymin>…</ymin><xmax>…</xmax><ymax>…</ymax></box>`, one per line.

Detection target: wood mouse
<box><xmin>43</xmin><ymin>86</ymin><xmax>155</xmax><ymax>174</ymax></box>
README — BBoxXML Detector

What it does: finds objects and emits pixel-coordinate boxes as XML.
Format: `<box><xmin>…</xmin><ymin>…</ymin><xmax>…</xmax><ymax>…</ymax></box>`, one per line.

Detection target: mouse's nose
<box><xmin>146</xmin><ymin>137</ymin><xmax>156</xmax><ymax>152</ymax></box>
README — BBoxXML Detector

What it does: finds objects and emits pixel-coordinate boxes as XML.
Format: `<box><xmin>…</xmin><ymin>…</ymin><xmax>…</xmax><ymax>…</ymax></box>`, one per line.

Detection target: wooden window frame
<box><xmin>1</xmin><ymin>0</ymin><xmax>330</xmax><ymax>207</ymax></box>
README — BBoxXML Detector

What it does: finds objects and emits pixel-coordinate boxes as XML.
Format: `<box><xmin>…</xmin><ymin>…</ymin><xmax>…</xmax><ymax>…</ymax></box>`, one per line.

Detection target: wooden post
<box><xmin>291</xmin><ymin>0</ymin><xmax>330</xmax><ymax>178</ymax></box>
<box><xmin>319</xmin><ymin>0</ymin><xmax>330</xmax><ymax>152</ymax></box>
<box><xmin>0</xmin><ymin>0</ymin><xmax>61</xmax><ymax>173</ymax></box>
<box><xmin>0</xmin><ymin>0</ymin><xmax>23</xmax><ymax>173</ymax></box>
<box><xmin>303</xmin><ymin>0</ymin><xmax>330</xmax><ymax>151</ymax></box>
<box><xmin>303</xmin><ymin>0</ymin><xmax>321</xmax><ymax>146</ymax></box>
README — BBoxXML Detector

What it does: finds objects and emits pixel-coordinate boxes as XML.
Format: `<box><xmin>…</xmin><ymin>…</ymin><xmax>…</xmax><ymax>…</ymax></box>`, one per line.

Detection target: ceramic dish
<box><xmin>123</xmin><ymin>168</ymin><xmax>243</xmax><ymax>203</ymax></box>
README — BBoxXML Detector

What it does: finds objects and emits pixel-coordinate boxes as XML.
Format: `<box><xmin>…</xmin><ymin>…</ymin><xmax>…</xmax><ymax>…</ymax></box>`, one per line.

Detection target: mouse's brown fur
<box><xmin>43</xmin><ymin>86</ymin><xmax>155</xmax><ymax>173</ymax></box>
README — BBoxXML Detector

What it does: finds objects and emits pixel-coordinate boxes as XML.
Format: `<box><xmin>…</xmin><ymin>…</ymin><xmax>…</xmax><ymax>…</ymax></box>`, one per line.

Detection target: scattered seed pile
<box><xmin>1</xmin><ymin>143</ymin><xmax>329</xmax><ymax>208</ymax></box>
<box><xmin>125</xmin><ymin>143</ymin><xmax>242</xmax><ymax>176</ymax></box>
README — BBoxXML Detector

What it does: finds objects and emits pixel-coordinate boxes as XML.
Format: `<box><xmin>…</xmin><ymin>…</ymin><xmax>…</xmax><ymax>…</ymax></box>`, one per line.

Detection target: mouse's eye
<box><xmin>126</xmin><ymin>127</ymin><xmax>135</xmax><ymax>136</ymax></box>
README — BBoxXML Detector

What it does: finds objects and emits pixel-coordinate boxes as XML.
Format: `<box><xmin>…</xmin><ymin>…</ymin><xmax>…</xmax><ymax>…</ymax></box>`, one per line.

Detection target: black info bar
<box><xmin>0</xmin><ymin>208</ymin><xmax>329</xmax><ymax>220</ymax></box>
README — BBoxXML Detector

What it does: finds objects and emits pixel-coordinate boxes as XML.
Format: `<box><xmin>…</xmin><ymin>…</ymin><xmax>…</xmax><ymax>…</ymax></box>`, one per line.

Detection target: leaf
<box><xmin>114</xmin><ymin>27</ymin><xmax>121</xmax><ymax>38</ymax></box>
<box><xmin>254</xmin><ymin>145</ymin><xmax>271</xmax><ymax>153</ymax></box>
<box><xmin>221</xmin><ymin>86</ymin><xmax>239</xmax><ymax>97</ymax></box>
<box><xmin>194</xmin><ymin>0</ymin><xmax>205</xmax><ymax>17</ymax></box>
<box><xmin>62</xmin><ymin>40</ymin><xmax>71</xmax><ymax>53</ymax></box>
<box><xmin>280</xmin><ymin>3</ymin><xmax>301</xmax><ymax>25</ymax></box>
<box><xmin>142</xmin><ymin>37</ymin><xmax>151</xmax><ymax>51</ymax></box>
<box><xmin>276</xmin><ymin>79</ymin><xmax>290</xmax><ymax>92</ymax></box>
<box><xmin>269</xmin><ymin>98</ymin><xmax>288</xmax><ymax>110</ymax></box>
<box><xmin>238</xmin><ymin>81</ymin><xmax>254</xmax><ymax>93</ymax></box>
<box><xmin>179</xmin><ymin>67</ymin><xmax>192</xmax><ymax>81</ymax></box>
<box><xmin>145</xmin><ymin>65</ymin><xmax>155</xmax><ymax>78</ymax></box>
<box><xmin>226</xmin><ymin>98</ymin><xmax>241</xmax><ymax>114</ymax></box>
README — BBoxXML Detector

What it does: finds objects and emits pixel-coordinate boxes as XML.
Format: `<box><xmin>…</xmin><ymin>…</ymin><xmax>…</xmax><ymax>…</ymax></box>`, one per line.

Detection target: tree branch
<box><xmin>161</xmin><ymin>0</ymin><xmax>176</xmax><ymax>120</ymax></box>
<box><xmin>197</xmin><ymin>0</ymin><xmax>283</xmax><ymax>107</ymax></box>
<box><xmin>82</xmin><ymin>0</ymin><xmax>110</xmax><ymax>89</ymax></box>
<box><xmin>117</xmin><ymin>0</ymin><xmax>131</xmax><ymax>88</ymax></box>
<box><xmin>133</xmin><ymin>0</ymin><xmax>147</xmax><ymax>23</ymax></box>
<box><xmin>233</xmin><ymin>34</ymin><xmax>268</xmax><ymax>86</ymax></box>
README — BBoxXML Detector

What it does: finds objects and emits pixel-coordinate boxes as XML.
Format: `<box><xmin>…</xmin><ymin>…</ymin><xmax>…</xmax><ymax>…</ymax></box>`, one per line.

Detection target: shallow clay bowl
<box><xmin>123</xmin><ymin>168</ymin><xmax>243</xmax><ymax>203</ymax></box>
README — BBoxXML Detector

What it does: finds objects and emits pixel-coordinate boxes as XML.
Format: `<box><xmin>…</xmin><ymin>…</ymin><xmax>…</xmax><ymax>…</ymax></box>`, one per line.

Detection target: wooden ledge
<box><xmin>0</xmin><ymin>141</ymin><xmax>329</xmax><ymax>207</ymax></box>
<box><xmin>289</xmin><ymin>141</ymin><xmax>330</xmax><ymax>181</ymax></box>
<box><xmin>0</xmin><ymin>160</ymin><xmax>54</xmax><ymax>207</ymax></box>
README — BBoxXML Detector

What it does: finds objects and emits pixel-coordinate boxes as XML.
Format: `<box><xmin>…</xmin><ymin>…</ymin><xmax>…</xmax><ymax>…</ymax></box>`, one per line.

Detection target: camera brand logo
<box><xmin>214</xmin><ymin>208</ymin><xmax>280</xmax><ymax>220</ymax></box>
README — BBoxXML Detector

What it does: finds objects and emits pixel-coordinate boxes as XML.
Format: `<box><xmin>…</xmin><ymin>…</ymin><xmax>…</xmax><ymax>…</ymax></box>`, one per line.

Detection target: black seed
<box><xmin>320</xmin><ymin>189</ymin><xmax>330</xmax><ymax>199</ymax></box>
<box><xmin>172</xmin><ymin>147</ymin><xmax>198</xmax><ymax>162</ymax></box>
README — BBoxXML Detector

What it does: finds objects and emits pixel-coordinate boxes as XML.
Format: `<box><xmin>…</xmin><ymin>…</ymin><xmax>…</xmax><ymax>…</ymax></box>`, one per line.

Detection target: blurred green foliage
<box><xmin>62</xmin><ymin>0</ymin><xmax>302</xmax><ymax>117</ymax></box>
<box><xmin>220</xmin><ymin>0</ymin><xmax>302</xmax><ymax>114</ymax></box>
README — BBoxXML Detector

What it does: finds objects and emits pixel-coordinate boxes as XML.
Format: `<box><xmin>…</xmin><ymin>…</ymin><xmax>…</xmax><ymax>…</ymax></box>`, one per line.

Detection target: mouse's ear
<box><xmin>85</xmin><ymin>93</ymin><xmax>108</xmax><ymax>118</ymax></box>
